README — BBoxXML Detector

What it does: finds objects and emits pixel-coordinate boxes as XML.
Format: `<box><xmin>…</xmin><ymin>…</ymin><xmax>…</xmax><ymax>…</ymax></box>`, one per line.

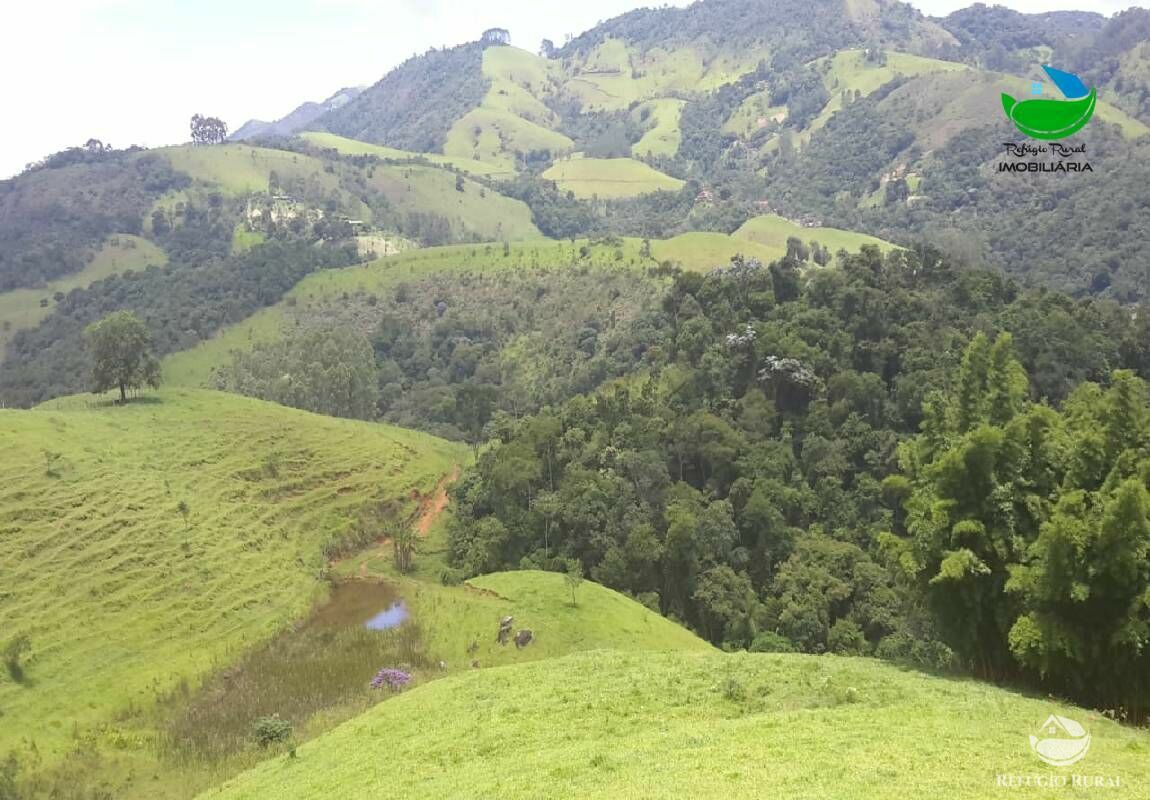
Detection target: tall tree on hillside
<box><xmin>190</xmin><ymin>114</ymin><xmax>228</xmax><ymax>145</ymax></box>
<box><xmin>85</xmin><ymin>311</ymin><xmax>162</xmax><ymax>402</ymax></box>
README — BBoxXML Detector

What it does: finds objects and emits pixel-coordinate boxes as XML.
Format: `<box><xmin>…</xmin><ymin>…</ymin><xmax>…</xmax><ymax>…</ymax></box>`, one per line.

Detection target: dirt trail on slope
<box><xmin>335</xmin><ymin>464</ymin><xmax>461</xmax><ymax>577</ymax></box>
<box><xmin>415</xmin><ymin>464</ymin><xmax>461</xmax><ymax>536</ymax></box>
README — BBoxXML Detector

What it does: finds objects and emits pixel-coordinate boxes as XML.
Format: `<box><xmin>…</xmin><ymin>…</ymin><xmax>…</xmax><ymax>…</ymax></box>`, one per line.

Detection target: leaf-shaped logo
<box><xmin>1002</xmin><ymin>66</ymin><xmax>1096</xmax><ymax>141</ymax></box>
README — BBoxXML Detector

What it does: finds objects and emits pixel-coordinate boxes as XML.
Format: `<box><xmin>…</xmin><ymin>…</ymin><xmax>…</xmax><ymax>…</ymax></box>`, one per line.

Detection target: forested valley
<box><xmin>199</xmin><ymin>238</ymin><xmax>1150</xmax><ymax>714</ymax></box>
<box><xmin>7</xmin><ymin>2</ymin><xmax>1150</xmax><ymax>796</ymax></box>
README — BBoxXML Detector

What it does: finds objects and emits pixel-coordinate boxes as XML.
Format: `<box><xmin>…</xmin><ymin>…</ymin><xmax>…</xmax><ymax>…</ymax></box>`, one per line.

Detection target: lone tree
<box><xmin>85</xmin><ymin>311</ymin><xmax>161</xmax><ymax>402</ymax></box>
<box><xmin>393</xmin><ymin>522</ymin><xmax>417</xmax><ymax>574</ymax></box>
<box><xmin>190</xmin><ymin>113</ymin><xmax>228</xmax><ymax>145</ymax></box>
<box><xmin>564</xmin><ymin>558</ymin><xmax>584</xmax><ymax>607</ymax></box>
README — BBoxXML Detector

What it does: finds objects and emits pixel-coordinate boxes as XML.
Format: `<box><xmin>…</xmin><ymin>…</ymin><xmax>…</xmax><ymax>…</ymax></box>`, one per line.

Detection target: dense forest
<box><xmin>0</xmin><ymin>152</ymin><xmax>189</xmax><ymax>291</ymax></box>
<box><xmin>314</xmin><ymin>43</ymin><xmax>488</xmax><ymax>152</ymax></box>
<box><xmin>215</xmin><ymin>258</ymin><xmax>669</xmax><ymax>437</ymax></box>
<box><xmin>202</xmin><ymin>238</ymin><xmax>1150</xmax><ymax>705</ymax></box>
<box><xmin>556</xmin><ymin>0</ymin><xmax>950</xmax><ymax>66</ymax></box>
<box><xmin>423</xmin><ymin>246</ymin><xmax>1150</xmax><ymax>715</ymax></box>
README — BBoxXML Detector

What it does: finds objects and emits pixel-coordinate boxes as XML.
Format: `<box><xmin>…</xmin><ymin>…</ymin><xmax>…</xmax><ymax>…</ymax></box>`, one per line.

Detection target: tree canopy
<box><xmin>84</xmin><ymin>311</ymin><xmax>161</xmax><ymax>402</ymax></box>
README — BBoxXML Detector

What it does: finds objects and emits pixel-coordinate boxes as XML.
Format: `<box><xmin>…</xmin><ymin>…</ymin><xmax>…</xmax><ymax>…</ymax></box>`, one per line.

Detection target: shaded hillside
<box><xmin>557</xmin><ymin>0</ymin><xmax>957</xmax><ymax>64</ymax></box>
<box><xmin>315</xmin><ymin>43</ymin><xmax>489</xmax><ymax>151</ymax></box>
<box><xmin>0</xmin><ymin>234</ymin><xmax>167</xmax><ymax>351</ymax></box>
<box><xmin>940</xmin><ymin>5</ymin><xmax>1105</xmax><ymax>71</ymax></box>
<box><xmin>753</xmin><ymin>68</ymin><xmax>1150</xmax><ymax>299</ymax></box>
<box><xmin>0</xmin><ymin>152</ymin><xmax>189</xmax><ymax>291</ymax></box>
<box><xmin>0</xmin><ymin>241</ymin><xmax>356</xmax><ymax>407</ymax></box>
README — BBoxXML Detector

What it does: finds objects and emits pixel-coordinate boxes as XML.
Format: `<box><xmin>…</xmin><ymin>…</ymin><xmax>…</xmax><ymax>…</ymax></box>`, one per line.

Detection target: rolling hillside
<box><xmin>157</xmin><ymin>144</ymin><xmax>341</xmax><ymax>196</ymax></box>
<box><xmin>733</xmin><ymin>214</ymin><xmax>897</xmax><ymax>262</ymax></box>
<box><xmin>365</xmin><ymin>163</ymin><xmax>541</xmax><ymax>241</ymax></box>
<box><xmin>0</xmin><ymin>234</ymin><xmax>166</xmax><ymax>350</ymax></box>
<box><xmin>541</xmin><ymin>157</ymin><xmax>685</xmax><ymax>199</ymax></box>
<box><xmin>299</xmin><ymin>131</ymin><xmax>510</xmax><ymax>177</ymax></box>
<box><xmin>361</xmin><ymin>571</ymin><xmax>713</xmax><ymax>682</ymax></box>
<box><xmin>0</xmin><ymin>389</ymin><xmax>464</xmax><ymax>761</ymax></box>
<box><xmin>160</xmin><ymin>229</ymin><xmax>889</xmax><ymax>392</ymax></box>
<box><xmin>206</xmin><ymin>648</ymin><xmax>1150</xmax><ymax>799</ymax></box>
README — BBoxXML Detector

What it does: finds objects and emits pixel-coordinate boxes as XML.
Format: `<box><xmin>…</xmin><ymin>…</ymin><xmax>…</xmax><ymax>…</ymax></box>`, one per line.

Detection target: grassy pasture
<box><xmin>632</xmin><ymin>98</ymin><xmax>688</xmax><ymax>157</ymax></box>
<box><xmin>366</xmin><ymin>163</ymin><xmax>541</xmax><ymax>242</ymax></box>
<box><xmin>206</xmin><ymin>646</ymin><xmax>1150</xmax><ymax>799</ymax></box>
<box><xmin>733</xmin><ymin>214</ymin><xmax>897</xmax><ymax>262</ymax></box>
<box><xmin>444</xmin><ymin>108</ymin><xmax>574</xmax><ymax>170</ymax></box>
<box><xmin>807</xmin><ymin>49</ymin><xmax>969</xmax><ymax>135</ymax></box>
<box><xmin>298</xmin><ymin>132</ymin><xmax>510</xmax><ymax>177</ymax></box>
<box><xmin>651</xmin><ymin>231</ymin><xmax>784</xmax><ymax>267</ymax></box>
<box><xmin>0</xmin><ymin>234</ymin><xmax>166</xmax><ymax>351</ymax></box>
<box><xmin>480</xmin><ymin>46</ymin><xmax>561</xmax><ymax>129</ymax></box>
<box><xmin>0</xmin><ymin>388</ymin><xmax>463</xmax><ymax>762</ymax></box>
<box><xmin>562</xmin><ymin>41</ymin><xmax>758</xmax><ymax>111</ymax></box>
<box><xmin>157</xmin><ymin>145</ymin><xmax>340</xmax><ymax>195</ymax></box>
<box><xmin>542</xmin><ymin>157</ymin><xmax>685</xmax><ymax>199</ymax></box>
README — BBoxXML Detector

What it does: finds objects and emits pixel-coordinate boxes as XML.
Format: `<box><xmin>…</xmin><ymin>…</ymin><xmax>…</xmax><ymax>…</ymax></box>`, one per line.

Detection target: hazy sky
<box><xmin>1</xmin><ymin>0</ymin><xmax>1146</xmax><ymax>178</ymax></box>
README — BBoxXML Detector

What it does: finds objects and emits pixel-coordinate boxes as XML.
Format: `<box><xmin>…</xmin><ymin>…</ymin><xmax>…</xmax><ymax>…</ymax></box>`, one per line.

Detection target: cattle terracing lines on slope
<box><xmin>0</xmin><ymin>388</ymin><xmax>465</xmax><ymax>762</ymax></box>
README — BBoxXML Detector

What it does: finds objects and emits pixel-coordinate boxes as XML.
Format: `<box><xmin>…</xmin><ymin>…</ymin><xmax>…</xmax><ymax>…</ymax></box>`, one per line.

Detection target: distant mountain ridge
<box><xmin>231</xmin><ymin>86</ymin><xmax>365</xmax><ymax>141</ymax></box>
<box><xmin>311</xmin><ymin>43</ymin><xmax>489</xmax><ymax>153</ymax></box>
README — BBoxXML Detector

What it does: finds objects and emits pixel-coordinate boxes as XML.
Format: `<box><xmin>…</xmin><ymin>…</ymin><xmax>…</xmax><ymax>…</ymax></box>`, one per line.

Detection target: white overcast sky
<box><xmin>0</xmin><ymin>0</ymin><xmax>1146</xmax><ymax>178</ymax></box>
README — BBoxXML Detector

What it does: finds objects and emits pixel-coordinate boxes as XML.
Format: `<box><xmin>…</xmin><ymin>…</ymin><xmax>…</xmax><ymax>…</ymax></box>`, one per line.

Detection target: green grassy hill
<box><xmin>445</xmin><ymin>108</ymin><xmax>574</xmax><ymax>171</ymax></box>
<box><xmin>0</xmin><ymin>389</ymin><xmax>464</xmax><ymax>761</ymax></box>
<box><xmin>733</xmin><ymin>214</ymin><xmax>897</xmax><ymax>262</ymax></box>
<box><xmin>337</xmin><ymin>571</ymin><xmax>712</xmax><ymax>684</ymax></box>
<box><xmin>542</xmin><ymin>157</ymin><xmax>685</xmax><ymax>199</ymax></box>
<box><xmin>804</xmin><ymin>49</ymin><xmax>969</xmax><ymax>137</ymax></box>
<box><xmin>157</xmin><ymin>145</ymin><xmax>340</xmax><ymax>195</ymax></box>
<box><xmin>298</xmin><ymin>132</ymin><xmax>510</xmax><ymax>177</ymax></box>
<box><xmin>366</xmin><ymin>163</ymin><xmax>541</xmax><ymax>241</ymax></box>
<box><xmin>160</xmin><ymin>233</ymin><xmax>809</xmax><ymax>390</ymax></box>
<box><xmin>0</xmin><ymin>234</ymin><xmax>166</xmax><ymax>350</ymax></box>
<box><xmin>632</xmin><ymin>98</ymin><xmax>688</xmax><ymax>157</ymax></box>
<box><xmin>205</xmin><ymin>648</ymin><xmax>1150</xmax><ymax>799</ymax></box>
<box><xmin>561</xmin><ymin>39</ymin><xmax>759</xmax><ymax>112</ymax></box>
<box><xmin>650</xmin><ymin>231</ymin><xmax>784</xmax><ymax>267</ymax></box>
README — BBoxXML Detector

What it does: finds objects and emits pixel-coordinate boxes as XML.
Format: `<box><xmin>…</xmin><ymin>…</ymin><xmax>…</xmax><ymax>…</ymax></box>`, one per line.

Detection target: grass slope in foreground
<box><xmin>0</xmin><ymin>388</ymin><xmax>465</xmax><ymax>758</ymax></box>
<box><xmin>206</xmin><ymin>648</ymin><xmax>1150</xmax><ymax>799</ymax></box>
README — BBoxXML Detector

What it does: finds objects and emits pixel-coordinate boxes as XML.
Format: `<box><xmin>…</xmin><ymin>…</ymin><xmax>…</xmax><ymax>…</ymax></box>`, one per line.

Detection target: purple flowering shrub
<box><xmin>370</xmin><ymin>667</ymin><xmax>411</xmax><ymax>691</ymax></box>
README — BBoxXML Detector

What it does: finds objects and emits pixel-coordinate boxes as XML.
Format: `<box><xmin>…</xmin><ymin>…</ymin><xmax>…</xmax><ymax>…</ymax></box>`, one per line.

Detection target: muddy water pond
<box><xmin>162</xmin><ymin>581</ymin><xmax>425</xmax><ymax>763</ymax></box>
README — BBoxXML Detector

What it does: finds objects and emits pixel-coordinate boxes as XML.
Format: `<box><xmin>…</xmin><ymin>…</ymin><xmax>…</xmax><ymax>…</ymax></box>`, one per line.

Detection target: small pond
<box><xmin>162</xmin><ymin>581</ymin><xmax>423</xmax><ymax>763</ymax></box>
